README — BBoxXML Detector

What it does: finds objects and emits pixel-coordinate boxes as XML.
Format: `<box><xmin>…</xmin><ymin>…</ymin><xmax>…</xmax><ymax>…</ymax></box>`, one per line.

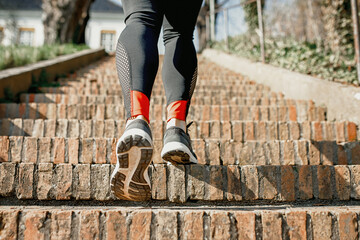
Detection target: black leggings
<box><xmin>116</xmin><ymin>0</ymin><xmax>203</xmax><ymax>121</ymax></box>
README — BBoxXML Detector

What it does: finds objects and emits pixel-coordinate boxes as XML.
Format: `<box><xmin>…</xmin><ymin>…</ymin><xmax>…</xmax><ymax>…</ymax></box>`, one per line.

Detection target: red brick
<box><xmin>280</xmin><ymin>166</ymin><xmax>295</xmax><ymax>201</ymax></box>
<box><xmin>9</xmin><ymin>136</ymin><xmax>23</xmax><ymax>163</ymax></box>
<box><xmin>283</xmin><ymin>141</ymin><xmax>295</xmax><ymax>165</ymax></box>
<box><xmin>334</xmin><ymin>166</ymin><xmax>350</xmax><ymax>200</ymax></box>
<box><xmin>337</xmin><ymin>144</ymin><xmax>348</xmax><ymax>165</ymax></box>
<box><xmin>81</xmin><ymin>139</ymin><xmax>93</xmax><ymax>164</ymax></box>
<box><xmin>200</xmin><ymin>122</ymin><xmax>210</xmax><ymax>138</ymax></box>
<box><xmin>336</xmin><ymin>122</ymin><xmax>346</xmax><ymax>142</ymax></box>
<box><xmin>28</xmin><ymin>103</ymin><xmax>37</xmax><ymax>119</ymax></box>
<box><xmin>350</xmin><ymin>165</ymin><xmax>360</xmax><ymax>199</ymax></box>
<box><xmin>234</xmin><ymin>211</ymin><xmax>255</xmax><ymax>240</ymax></box>
<box><xmin>38</xmin><ymin>137</ymin><xmax>51</xmax><ymax>163</ymax></box>
<box><xmin>278</xmin><ymin>106</ymin><xmax>287</xmax><ymax>121</ymax></box>
<box><xmin>208</xmin><ymin>165</ymin><xmax>224</xmax><ymax>201</ymax></box>
<box><xmin>151</xmin><ymin>164</ymin><xmax>167</xmax><ymax>200</ymax></box>
<box><xmin>202</xmin><ymin>105</ymin><xmax>211</xmax><ymax>121</ymax></box>
<box><xmin>232</xmin><ymin>121</ymin><xmax>243</xmax><ymax>141</ymax></box>
<box><xmin>37</xmin><ymin>163</ymin><xmax>53</xmax><ymax>200</ymax></box>
<box><xmin>167</xmin><ymin>165</ymin><xmax>186</xmax><ymax>203</ymax></box>
<box><xmin>24</xmin><ymin>137</ymin><xmax>37</xmax><ymax>163</ymax></box>
<box><xmin>73</xmin><ymin>164</ymin><xmax>91</xmax><ymax>200</ymax></box>
<box><xmin>321</xmin><ymin>141</ymin><xmax>335</xmax><ymax>165</ymax></box>
<box><xmin>324</xmin><ymin>122</ymin><xmax>335</xmax><ymax>140</ymax></box>
<box><xmin>0</xmin><ymin>136</ymin><xmax>9</xmax><ymax>162</ymax></box>
<box><xmin>241</xmin><ymin>165</ymin><xmax>258</xmax><ymax>200</ymax></box>
<box><xmin>0</xmin><ymin>210</ymin><xmax>18</xmax><ymax>240</ymax></box>
<box><xmin>105</xmin><ymin>211</ymin><xmax>127</xmax><ymax>239</ymax></box>
<box><xmin>212</xmin><ymin>105</ymin><xmax>221</xmax><ymax>121</ymax></box>
<box><xmin>226</xmin><ymin>165</ymin><xmax>242</xmax><ymax>201</ymax></box>
<box><xmin>38</xmin><ymin>103</ymin><xmax>47</xmax><ymax>119</ymax></box>
<box><xmin>311</xmin><ymin>211</ymin><xmax>332</xmax><ymax>239</ymax></box>
<box><xmin>221</xmin><ymin>140</ymin><xmax>235</xmax><ymax>165</ymax></box>
<box><xmin>256</xmin><ymin>121</ymin><xmax>267</xmax><ymax>141</ymax></box>
<box><xmin>289</xmin><ymin>105</ymin><xmax>297</xmax><ymax>121</ymax></box>
<box><xmin>23</xmin><ymin>210</ymin><xmax>47</xmax><ymax>240</ymax></box>
<box><xmin>296</xmin><ymin>140</ymin><xmax>308</xmax><ymax>165</ymax></box>
<box><xmin>262</xmin><ymin>211</ymin><xmax>282</xmax><ymax>240</ymax></box>
<box><xmin>150</xmin><ymin>120</ymin><xmax>163</xmax><ymax>140</ymax></box>
<box><xmin>68</xmin><ymin>138</ymin><xmax>79</xmax><ymax>164</ymax></box>
<box><xmin>129</xmin><ymin>211</ymin><xmax>151</xmax><ymax>240</ymax></box>
<box><xmin>210</xmin><ymin>211</ymin><xmax>230</xmax><ymax>240</ymax></box>
<box><xmin>79</xmin><ymin>210</ymin><xmax>100</xmax><ymax>240</ymax></box>
<box><xmin>207</xmin><ymin>140</ymin><xmax>220</xmax><ymax>165</ymax></box>
<box><xmin>95</xmin><ymin>138</ymin><xmax>107</xmax><ymax>164</ymax></box>
<box><xmin>0</xmin><ymin>163</ymin><xmax>15</xmax><ymax>196</ymax></box>
<box><xmin>153</xmin><ymin>210</ymin><xmax>178</xmax><ymax>240</ymax></box>
<box><xmin>51</xmin><ymin>211</ymin><xmax>72</xmax><ymax>240</ymax></box>
<box><xmin>286</xmin><ymin>211</ymin><xmax>307</xmax><ymax>240</ymax></box>
<box><xmin>193</xmin><ymin>140</ymin><xmax>206</xmax><ymax>165</ymax></box>
<box><xmin>53</xmin><ymin>138</ymin><xmax>65</xmax><ymax>164</ymax></box>
<box><xmin>298</xmin><ymin>166</ymin><xmax>313</xmax><ymax>200</ymax></box>
<box><xmin>338</xmin><ymin>211</ymin><xmax>358</xmax><ymax>240</ymax></box>
<box><xmin>312</xmin><ymin>121</ymin><xmax>323</xmax><ymax>141</ymax></box>
<box><xmin>351</xmin><ymin>144</ymin><xmax>360</xmax><ymax>165</ymax></box>
<box><xmin>317</xmin><ymin>166</ymin><xmax>332</xmax><ymax>200</ymax></box>
<box><xmin>221</xmin><ymin>121</ymin><xmax>232</xmax><ymax>139</ymax></box>
<box><xmin>187</xmin><ymin>165</ymin><xmax>205</xmax><ymax>200</ymax></box>
<box><xmin>17</xmin><ymin>163</ymin><xmax>34</xmax><ymax>199</ymax></box>
<box><xmin>259</xmin><ymin>166</ymin><xmax>278</xmax><ymax>200</ymax></box>
<box><xmin>308</xmin><ymin>142</ymin><xmax>320</xmax><ymax>165</ymax></box>
<box><xmin>244</xmin><ymin>122</ymin><xmax>255</xmax><ymax>140</ymax></box>
<box><xmin>347</xmin><ymin>122</ymin><xmax>357</xmax><ymax>142</ymax></box>
<box><xmin>210</xmin><ymin>121</ymin><xmax>221</xmax><ymax>139</ymax></box>
<box><xmin>279</xmin><ymin>122</ymin><xmax>289</xmax><ymax>140</ymax></box>
<box><xmin>55</xmin><ymin>164</ymin><xmax>72</xmax><ymax>200</ymax></box>
<box><xmin>289</xmin><ymin>122</ymin><xmax>300</xmax><ymax>140</ymax></box>
<box><xmin>110</xmin><ymin>138</ymin><xmax>117</xmax><ymax>165</ymax></box>
<box><xmin>222</xmin><ymin>105</ymin><xmax>230</xmax><ymax>121</ymax></box>
<box><xmin>183</xmin><ymin>211</ymin><xmax>203</xmax><ymax>240</ymax></box>
<box><xmin>301</xmin><ymin>122</ymin><xmax>311</xmax><ymax>140</ymax></box>
<box><xmin>0</xmin><ymin>103</ymin><xmax>6</xmax><ymax>118</ymax></box>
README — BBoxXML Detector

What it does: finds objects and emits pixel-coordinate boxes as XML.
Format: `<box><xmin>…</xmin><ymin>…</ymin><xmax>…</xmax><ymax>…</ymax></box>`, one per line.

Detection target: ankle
<box><xmin>126</xmin><ymin>115</ymin><xmax>149</xmax><ymax>128</ymax></box>
<box><xmin>167</xmin><ymin>118</ymin><xmax>186</xmax><ymax>132</ymax></box>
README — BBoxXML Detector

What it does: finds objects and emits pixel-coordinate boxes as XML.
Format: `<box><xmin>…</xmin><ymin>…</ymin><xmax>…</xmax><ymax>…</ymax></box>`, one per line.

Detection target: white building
<box><xmin>0</xmin><ymin>0</ymin><xmax>125</xmax><ymax>52</ymax></box>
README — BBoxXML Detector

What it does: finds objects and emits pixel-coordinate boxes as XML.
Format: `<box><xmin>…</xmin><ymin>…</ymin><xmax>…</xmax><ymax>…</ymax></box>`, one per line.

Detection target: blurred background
<box><xmin>0</xmin><ymin>0</ymin><xmax>359</xmax><ymax>85</ymax></box>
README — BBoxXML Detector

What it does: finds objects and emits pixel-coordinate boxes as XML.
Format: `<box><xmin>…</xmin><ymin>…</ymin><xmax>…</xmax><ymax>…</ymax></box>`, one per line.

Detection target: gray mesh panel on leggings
<box><xmin>116</xmin><ymin>40</ymin><xmax>132</xmax><ymax>120</ymax></box>
<box><xmin>186</xmin><ymin>66</ymin><xmax>198</xmax><ymax>116</ymax></box>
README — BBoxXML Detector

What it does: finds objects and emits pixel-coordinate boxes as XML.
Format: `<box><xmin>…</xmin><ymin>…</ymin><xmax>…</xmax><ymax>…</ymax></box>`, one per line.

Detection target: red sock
<box><xmin>131</xmin><ymin>90</ymin><xmax>150</xmax><ymax>123</ymax></box>
<box><xmin>167</xmin><ymin>100</ymin><xmax>187</xmax><ymax>122</ymax></box>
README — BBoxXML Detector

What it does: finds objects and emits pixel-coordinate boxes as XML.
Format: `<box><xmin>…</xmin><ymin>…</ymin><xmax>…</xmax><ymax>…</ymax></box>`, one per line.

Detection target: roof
<box><xmin>90</xmin><ymin>0</ymin><xmax>124</xmax><ymax>13</ymax></box>
<box><xmin>0</xmin><ymin>0</ymin><xmax>42</xmax><ymax>10</ymax></box>
<box><xmin>0</xmin><ymin>0</ymin><xmax>123</xmax><ymax>13</ymax></box>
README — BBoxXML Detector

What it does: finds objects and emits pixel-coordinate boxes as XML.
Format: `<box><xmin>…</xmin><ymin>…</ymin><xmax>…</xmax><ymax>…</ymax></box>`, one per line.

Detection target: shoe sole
<box><xmin>161</xmin><ymin>142</ymin><xmax>197</xmax><ymax>165</ymax></box>
<box><xmin>110</xmin><ymin>133</ymin><xmax>153</xmax><ymax>201</ymax></box>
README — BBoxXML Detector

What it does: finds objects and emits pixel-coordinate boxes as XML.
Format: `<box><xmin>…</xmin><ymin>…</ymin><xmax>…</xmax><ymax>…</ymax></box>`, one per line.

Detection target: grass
<box><xmin>0</xmin><ymin>44</ymin><xmax>89</xmax><ymax>71</ymax></box>
<box><xmin>212</xmin><ymin>34</ymin><xmax>358</xmax><ymax>85</ymax></box>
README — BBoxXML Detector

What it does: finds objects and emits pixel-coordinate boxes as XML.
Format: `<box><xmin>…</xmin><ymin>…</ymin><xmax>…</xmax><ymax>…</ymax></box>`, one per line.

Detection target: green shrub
<box><xmin>0</xmin><ymin>44</ymin><xmax>89</xmax><ymax>71</ymax></box>
<box><xmin>213</xmin><ymin>34</ymin><xmax>357</xmax><ymax>84</ymax></box>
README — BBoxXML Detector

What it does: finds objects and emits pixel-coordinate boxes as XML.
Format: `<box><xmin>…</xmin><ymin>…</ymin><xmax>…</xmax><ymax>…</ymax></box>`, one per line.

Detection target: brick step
<box><xmin>0</xmin><ymin>104</ymin><xmax>326</xmax><ymax>122</ymax></box>
<box><xmin>1</xmin><ymin>136</ymin><xmax>359</xmax><ymax>165</ymax></box>
<box><xmin>1</xmin><ymin>206</ymin><xmax>359</xmax><ymax>240</ymax></box>
<box><xmin>1</xmin><ymin>119</ymin><xmax>357</xmax><ymax>143</ymax></box>
<box><xmin>20</xmin><ymin>94</ymin><xmax>294</xmax><ymax>106</ymax></box>
<box><xmin>1</xmin><ymin>163</ymin><xmax>360</xmax><ymax>202</ymax></box>
<box><xmin>21</xmin><ymin>88</ymin><xmax>283</xmax><ymax>99</ymax></box>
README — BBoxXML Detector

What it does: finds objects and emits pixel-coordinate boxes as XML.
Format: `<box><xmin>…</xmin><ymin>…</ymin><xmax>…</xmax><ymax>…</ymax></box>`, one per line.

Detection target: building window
<box><xmin>18</xmin><ymin>28</ymin><xmax>35</xmax><ymax>46</ymax></box>
<box><xmin>100</xmin><ymin>30</ymin><xmax>116</xmax><ymax>52</ymax></box>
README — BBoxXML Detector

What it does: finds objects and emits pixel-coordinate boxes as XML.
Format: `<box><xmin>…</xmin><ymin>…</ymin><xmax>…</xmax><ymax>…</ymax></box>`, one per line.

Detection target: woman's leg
<box><xmin>160</xmin><ymin>0</ymin><xmax>203</xmax><ymax>164</ymax></box>
<box><xmin>116</xmin><ymin>0</ymin><xmax>163</xmax><ymax>122</ymax></box>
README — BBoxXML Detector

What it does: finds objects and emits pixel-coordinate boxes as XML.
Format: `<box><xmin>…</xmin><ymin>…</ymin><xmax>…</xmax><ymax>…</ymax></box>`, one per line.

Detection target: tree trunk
<box><xmin>42</xmin><ymin>0</ymin><xmax>94</xmax><ymax>44</ymax></box>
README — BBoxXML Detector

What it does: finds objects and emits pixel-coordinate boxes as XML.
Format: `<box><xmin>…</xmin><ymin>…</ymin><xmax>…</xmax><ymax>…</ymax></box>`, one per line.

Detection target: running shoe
<box><xmin>110</xmin><ymin>118</ymin><xmax>153</xmax><ymax>201</ymax></box>
<box><xmin>161</xmin><ymin>122</ymin><xmax>198</xmax><ymax>164</ymax></box>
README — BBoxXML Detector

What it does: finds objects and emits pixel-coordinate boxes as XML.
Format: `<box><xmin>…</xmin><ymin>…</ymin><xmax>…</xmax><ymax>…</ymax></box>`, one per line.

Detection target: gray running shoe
<box><xmin>110</xmin><ymin>119</ymin><xmax>153</xmax><ymax>201</ymax></box>
<box><xmin>161</xmin><ymin>123</ymin><xmax>197</xmax><ymax>164</ymax></box>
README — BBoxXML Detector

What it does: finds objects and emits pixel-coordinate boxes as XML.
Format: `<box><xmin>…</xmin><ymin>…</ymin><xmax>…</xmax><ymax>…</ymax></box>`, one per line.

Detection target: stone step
<box><xmin>1</xmin><ymin>163</ymin><xmax>360</xmax><ymax>202</ymax></box>
<box><xmin>1</xmin><ymin>206</ymin><xmax>359</xmax><ymax>240</ymax></box>
<box><xmin>21</xmin><ymin>88</ymin><xmax>283</xmax><ymax>99</ymax></box>
<box><xmin>20</xmin><ymin>94</ymin><xmax>296</xmax><ymax>105</ymax></box>
<box><xmin>0</xmin><ymin>119</ymin><xmax>357</xmax><ymax>143</ymax></box>
<box><xmin>1</xmin><ymin>136</ymin><xmax>359</xmax><ymax>165</ymax></box>
<box><xmin>0</xmin><ymin>103</ymin><xmax>326</xmax><ymax>122</ymax></box>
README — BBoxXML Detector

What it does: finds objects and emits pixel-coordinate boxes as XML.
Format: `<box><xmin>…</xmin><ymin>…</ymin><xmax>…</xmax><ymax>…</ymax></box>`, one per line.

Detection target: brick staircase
<box><xmin>1</xmin><ymin>55</ymin><xmax>360</xmax><ymax>239</ymax></box>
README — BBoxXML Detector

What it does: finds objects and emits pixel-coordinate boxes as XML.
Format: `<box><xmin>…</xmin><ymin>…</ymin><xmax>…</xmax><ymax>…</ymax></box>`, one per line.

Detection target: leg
<box><xmin>111</xmin><ymin>0</ymin><xmax>163</xmax><ymax>201</ymax></box>
<box><xmin>116</xmin><ymin>0</ymin><xmax>163</xmax><ymax>122</ymax></box>
<box><xmin>161</xmin><ymin>0</ymin><xmax>203</xmax><ymax>122</ymax></box>
<box><xmin>160</xmin><ymin>0</ymin><xmax>203</xmax><ymax>164</ymax></box>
